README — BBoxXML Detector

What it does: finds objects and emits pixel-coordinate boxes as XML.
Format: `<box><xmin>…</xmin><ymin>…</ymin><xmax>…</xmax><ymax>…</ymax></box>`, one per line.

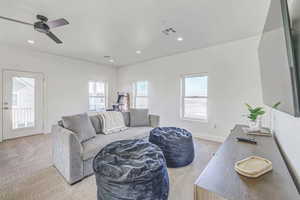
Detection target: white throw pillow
<box><xmin>98</xmin><ymin>111</ymin><xmax>128</xmax><ymax>134</ymax></box>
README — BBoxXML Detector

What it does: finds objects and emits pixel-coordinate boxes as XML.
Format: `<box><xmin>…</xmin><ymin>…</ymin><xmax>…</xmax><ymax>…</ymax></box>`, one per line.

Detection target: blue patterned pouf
<box><xmin>93</xmin><ymin>139</ymin><xmax>169</xmax><ymax>200</ymax></box>
<box><xmin>149</xmin><ymin>127</ymin><xmax>195</xmax><ymax>168</ymax></box>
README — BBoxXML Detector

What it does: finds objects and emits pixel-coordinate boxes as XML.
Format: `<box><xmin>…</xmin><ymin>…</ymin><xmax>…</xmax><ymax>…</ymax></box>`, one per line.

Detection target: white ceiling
<box><xmin>0</xmin><ymin>0</ymin><xmax>270</xmax><ymax>67</ymax></box>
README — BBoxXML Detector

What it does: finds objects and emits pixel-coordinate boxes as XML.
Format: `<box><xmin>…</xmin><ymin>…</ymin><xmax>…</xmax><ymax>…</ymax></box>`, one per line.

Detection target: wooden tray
<box><xmin>234</xmin><ymin>156</ymin><xmax>272</xmax><ymax>178</ymax></box>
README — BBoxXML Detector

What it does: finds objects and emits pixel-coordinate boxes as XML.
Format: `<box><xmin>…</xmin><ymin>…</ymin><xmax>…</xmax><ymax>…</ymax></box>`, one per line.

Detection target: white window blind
<box><xmin>181</xmin><ymin>74</ymin><xmax>208</xmax><ymax>120</ymax></box>
<box><xmin>88</xmin><ymin>81</ymin><xmax>107</xmax><ymax>111</ymax></box>
<box><xmin>133</xmin><ymin>81</ymin><xmax>148</xmax><ymax>109</ymax></box>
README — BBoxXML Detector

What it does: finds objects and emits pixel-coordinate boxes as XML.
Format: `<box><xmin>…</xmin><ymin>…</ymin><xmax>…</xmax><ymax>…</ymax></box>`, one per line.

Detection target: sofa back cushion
<box><xmin>89</xmin><ymin>115</ymin><xmax>102</xmax><ymax>134</ymax></box>
<box><xmin>121</xmin><ymin>112</ymin><xmax>130</xmax><ymax>127</ymax></box>
<box><xmin>129</xmin><ymin>109</ymin><xmax>150</xmax><ymax>127</ymax></box>
<box><xmin>62</xmin><ymin>113</ymin><xmax>96</xmax><ymax>143</ymax></box>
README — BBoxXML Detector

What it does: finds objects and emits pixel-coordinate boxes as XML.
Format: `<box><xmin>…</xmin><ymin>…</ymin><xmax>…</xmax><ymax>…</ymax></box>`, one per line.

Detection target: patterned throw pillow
<box><xmin>98</xmin><ymin>111</ymin><xmax>128</xmax><ymax>134</ymax></box>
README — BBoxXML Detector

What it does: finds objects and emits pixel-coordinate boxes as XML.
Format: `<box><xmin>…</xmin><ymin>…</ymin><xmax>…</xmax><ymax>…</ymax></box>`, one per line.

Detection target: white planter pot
<box><xmin>248</xmin><ymin>118</ymin><xmax>262</xmax><ymax>131</ymax></box>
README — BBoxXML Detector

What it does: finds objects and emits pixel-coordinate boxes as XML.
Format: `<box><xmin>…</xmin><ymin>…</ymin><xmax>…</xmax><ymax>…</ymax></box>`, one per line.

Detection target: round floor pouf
<box><xmin>149</xmin><ymin>127</ymin><xmax>195</xmax><ymax>168</ymax></box>
<box><xmin>93</xmin><ymin>139</ymin><xmax>169</xmax><ymax>200</ymax></box>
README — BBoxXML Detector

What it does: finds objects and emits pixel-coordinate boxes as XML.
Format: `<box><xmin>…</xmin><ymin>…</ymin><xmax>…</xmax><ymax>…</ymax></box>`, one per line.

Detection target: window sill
<box><xmin>88</xmin><ymin>109</ymin><xmax>106</xmax><ymax>113</ymax></box>
<box><xmin>181</xmin><ymin>117</ymin><xmax>208</xmax><ymax>123</ymax></box>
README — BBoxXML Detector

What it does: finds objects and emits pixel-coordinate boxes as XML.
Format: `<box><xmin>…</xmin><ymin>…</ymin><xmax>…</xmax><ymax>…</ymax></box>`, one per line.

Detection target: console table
<box><xmin>194</xmin><ymin>125</ymin><xmax>299</xmax><ymax>200</ymax></box>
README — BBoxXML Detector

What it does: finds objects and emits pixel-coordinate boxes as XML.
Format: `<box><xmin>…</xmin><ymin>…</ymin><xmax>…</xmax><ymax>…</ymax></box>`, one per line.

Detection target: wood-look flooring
<box><xmin>0</xmin><ymin>134</ymin><xmax>220</xmax><ymax>200</ymax></box>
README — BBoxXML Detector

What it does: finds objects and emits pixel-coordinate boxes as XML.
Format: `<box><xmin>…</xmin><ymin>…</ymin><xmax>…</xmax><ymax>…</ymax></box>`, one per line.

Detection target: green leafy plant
<box><xmin>245</xmin><ymin>104</ymin><xmax>266</xmax><ymax>122</ymax></box>
<box><xmin>272</xmin><ymin>102</ymin><xmax>281</xmax><ymax>109</ymax></box>
<box><xmin>245</xmin><ymin>102</ymin><xmax>280</xmax><ymax>122</ymax></box>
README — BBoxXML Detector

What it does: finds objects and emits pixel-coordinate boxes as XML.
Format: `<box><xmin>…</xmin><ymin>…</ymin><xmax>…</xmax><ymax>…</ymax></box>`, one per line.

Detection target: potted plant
<box><xmin>245</xmin><ymin>104</ymin><xmax>265</xmax><ymax>130</ymax></box>
<box><xmin>245</xmin><ymin>102</ymin><xmax>280</xmax><ymax>131</ymax></box>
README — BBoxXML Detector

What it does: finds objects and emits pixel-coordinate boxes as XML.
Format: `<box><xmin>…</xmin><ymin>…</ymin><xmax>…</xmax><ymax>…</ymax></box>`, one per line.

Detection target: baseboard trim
<box><xmin>194</xmin><ymin>134</ymin><xmax>226</xmax><ymax>143</ymax></box>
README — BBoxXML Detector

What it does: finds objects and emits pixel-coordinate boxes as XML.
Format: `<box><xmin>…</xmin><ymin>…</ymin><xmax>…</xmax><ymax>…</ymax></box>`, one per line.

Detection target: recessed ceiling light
<box><xmin>177</xmin><ymin>37</ymin><xmax>183</xmax><ymax>41</ymax></box>
<box><xmin>27</xmin><ymin>40</ymin><xmax>35</xmax><ymax>44</ymax></box>
<box><xmin>136</xmin><ymin>50</ymin><xmax>141</xmax><ymax>54</ymax></box>
<box><xmin>109</xmin><ymin>59</ymin><xmax>114</xmax><ymax>63</ymax></box>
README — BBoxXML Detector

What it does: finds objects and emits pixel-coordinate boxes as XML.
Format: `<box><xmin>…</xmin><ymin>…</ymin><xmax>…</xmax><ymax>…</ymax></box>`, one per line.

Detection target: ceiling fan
<box><xmin>0</xmin><ymin>14</ymin><xmax>69</xmax><ymax>44</ymax></box>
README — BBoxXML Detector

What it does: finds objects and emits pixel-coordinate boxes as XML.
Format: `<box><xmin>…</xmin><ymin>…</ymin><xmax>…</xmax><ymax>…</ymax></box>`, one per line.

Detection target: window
<box><xmin>181</xmin><ymin>74</ymin><xmax>208</xmax><ymax>120</ymax></box>
<box><xmin>89</xmin><ymin>81</ymin><xmax>107</xmax><ymax>111</ymax></box>
<box><xmin>133</xmin><ymin>81</ymin><xmax>148</xmax><ymax>109</ymax></box>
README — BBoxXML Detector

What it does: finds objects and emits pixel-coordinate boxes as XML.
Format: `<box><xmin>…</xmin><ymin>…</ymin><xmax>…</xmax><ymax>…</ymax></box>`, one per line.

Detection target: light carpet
<box><xmin>0</xmin><ymin>134</ymin><xmax>220</xmax><ymax>200</ymax></box>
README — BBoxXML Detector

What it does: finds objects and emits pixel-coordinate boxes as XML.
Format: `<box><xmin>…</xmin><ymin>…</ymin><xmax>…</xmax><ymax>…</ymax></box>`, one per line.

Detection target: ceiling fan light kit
<box><xmin>0</xmin><ymin>14</ymin><xmax>69</xmax><ymax>44</ymax></box>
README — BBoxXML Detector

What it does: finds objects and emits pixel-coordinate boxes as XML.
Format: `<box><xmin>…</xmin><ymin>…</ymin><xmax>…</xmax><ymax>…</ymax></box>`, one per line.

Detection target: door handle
<box><xmin>3</xmin><ymin>102</ymin><xmax>9</xmax><ymax>110</ymax></box>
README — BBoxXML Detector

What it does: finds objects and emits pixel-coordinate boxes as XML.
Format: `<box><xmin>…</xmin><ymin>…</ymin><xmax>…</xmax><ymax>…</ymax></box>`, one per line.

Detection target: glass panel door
<box><xmin>2</xmin><ymin>70</ymin><xmax>44</xmax><ymax>140</ymax></box>
<box><xmin>12</xmin><ymin>77</ymin><xmax>35</xmax><ymax>129</ymax></box>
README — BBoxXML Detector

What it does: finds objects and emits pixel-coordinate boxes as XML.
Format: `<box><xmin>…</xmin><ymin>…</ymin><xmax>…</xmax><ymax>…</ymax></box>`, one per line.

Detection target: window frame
<box><xmin>132</xmin><ymin>80</ymin><xmax>148</xmax><ymax>109</ymax></box>
<box><xmin>88</xmin><ymin>80</ymin><xmax>108</xmax><ymax>112</ymax></box>
<box><xmin>180</xmin><ymin>73</ymin><xmax>208</xmax><ymax>122</ymax></box>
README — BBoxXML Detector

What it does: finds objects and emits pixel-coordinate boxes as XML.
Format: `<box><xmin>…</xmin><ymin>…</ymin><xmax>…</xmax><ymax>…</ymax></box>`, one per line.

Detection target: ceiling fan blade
<box><xmin>0</xmin><ymin>16</ymin><xmax>33</xmax><ymax>26</ymax></box>
<box><xmin>46</xmin><ymin>31</ymin><xmax>63</xmax><ymax>44</ymax></box>
<box><xmin>47</xmin><ymin>18</ymin><xmax>69</xmax><ymax>29</ymax></box>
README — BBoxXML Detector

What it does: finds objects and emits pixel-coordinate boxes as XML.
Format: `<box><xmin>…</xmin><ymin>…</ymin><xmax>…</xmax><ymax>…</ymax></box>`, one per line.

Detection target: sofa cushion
<box><xmin>89</xmin><ymin>115</ymin><xmax>102</xmax><ymax>134</ymax></box>
<box><xmin>130</xmin><ymin>109</ymin><xmax>150</xmax><ymax>127</ymax></box>
<box><xmin>62</xmin><ymin>113</ymin><xmax>96</xmax><ymax>143</ymax></box>
<box><xmin>58</xmin><ymin>120</ymin><xmax>64</xmax><ymax>128</ymax></box>
<box><xmin>81</xmin><ymin>127</ymin><xmax>152</xmax><ymax>160</ymax></box>
<box><xmin>121</xmin><ymin>111</ymin><xmax>130</xmax><ymax>127</ymax></box>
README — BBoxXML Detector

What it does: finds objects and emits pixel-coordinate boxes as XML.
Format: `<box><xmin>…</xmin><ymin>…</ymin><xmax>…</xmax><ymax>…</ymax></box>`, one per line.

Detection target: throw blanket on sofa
<box><xmin>98</xmin><ymin>111</ymin><xmax>128</xmax><ymax>134</ymax></box>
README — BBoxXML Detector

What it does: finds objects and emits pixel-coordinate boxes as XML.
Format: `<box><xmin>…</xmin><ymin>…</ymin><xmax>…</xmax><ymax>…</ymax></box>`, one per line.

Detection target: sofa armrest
<box><xmin>149</xmin><ymin>114</ymin><xmax>160</xmax><ymax>127</ymax></box>
<box><xmin>52</xmin><ymin>125</ymin><xmax>84</xmax><ymax>184</ymax></box>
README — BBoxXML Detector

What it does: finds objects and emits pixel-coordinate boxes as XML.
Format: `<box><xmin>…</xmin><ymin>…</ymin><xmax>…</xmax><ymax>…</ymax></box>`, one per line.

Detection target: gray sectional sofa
<box><xmin>52</xmin><ymin>111</ymin><xmax>160</xmax><ymax>184</ymax></box>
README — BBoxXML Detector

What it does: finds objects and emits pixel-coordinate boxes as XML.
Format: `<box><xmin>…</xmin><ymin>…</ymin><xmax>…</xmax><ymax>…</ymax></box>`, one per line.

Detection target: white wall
<box><xmin>117</xmin><ymin>36</ymin><xmax>264</xmax><ymax>140</ymax></box>
<box><xmin>0</xmin><ymin>45</ymin><xmax>117</xmax><ymax>141</ymax></box>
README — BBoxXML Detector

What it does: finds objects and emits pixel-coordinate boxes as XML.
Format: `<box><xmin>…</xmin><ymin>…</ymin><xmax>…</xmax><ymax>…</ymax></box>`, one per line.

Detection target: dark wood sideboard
<box><xmin>194</xmin><ymin>125</ymin><xmax>299</xmax><ymax>200</ymax></box>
